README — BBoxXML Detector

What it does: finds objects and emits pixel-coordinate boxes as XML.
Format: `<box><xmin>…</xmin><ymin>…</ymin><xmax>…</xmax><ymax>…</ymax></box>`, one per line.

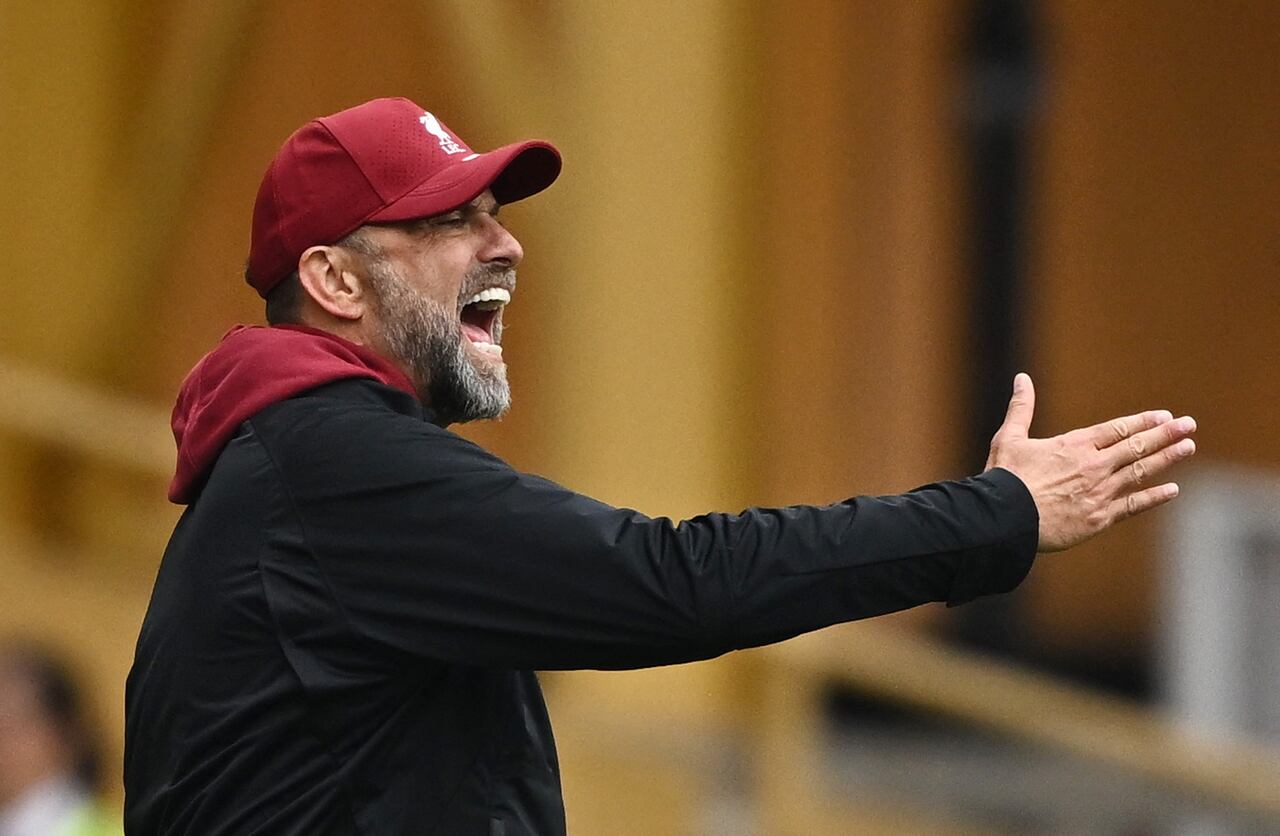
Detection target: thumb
<box><xmin>999</xmin><ymin>373</ymin><xmax>1036</xmax><ymax>439</ymax></box>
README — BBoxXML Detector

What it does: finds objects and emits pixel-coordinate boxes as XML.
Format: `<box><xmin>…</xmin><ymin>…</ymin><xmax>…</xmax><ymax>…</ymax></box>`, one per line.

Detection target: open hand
<box><xmin>985</xmin><ymin>373</ymin><xmax>1197</xmax><ymax>553</ymax></box>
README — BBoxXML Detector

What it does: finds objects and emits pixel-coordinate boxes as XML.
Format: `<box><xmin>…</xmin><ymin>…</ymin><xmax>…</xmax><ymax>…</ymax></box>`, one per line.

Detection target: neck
<box><xmin>295</xmin><ymin>310</ymin><xmax>367</xmax><ymax>346</ymax></box>
<box><xmin>275</xmin><ymin>321</ymin><xmax>427</xmax><ymax>406</ymax></box>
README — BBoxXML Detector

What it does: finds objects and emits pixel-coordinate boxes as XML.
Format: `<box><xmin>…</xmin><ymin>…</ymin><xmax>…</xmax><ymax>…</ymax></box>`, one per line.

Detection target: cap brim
<box><xmin>368</xmin><ymin>140</ymin><xmax>561</xmax><ymax>224</ymax></box>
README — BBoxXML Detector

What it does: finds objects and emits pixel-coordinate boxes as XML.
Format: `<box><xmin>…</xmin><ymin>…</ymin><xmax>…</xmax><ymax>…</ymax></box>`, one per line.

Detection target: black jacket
<box><xmin>124</xmin><ymin>378</ymin><xmax>1039</xmax><ymax>835</ymax></box>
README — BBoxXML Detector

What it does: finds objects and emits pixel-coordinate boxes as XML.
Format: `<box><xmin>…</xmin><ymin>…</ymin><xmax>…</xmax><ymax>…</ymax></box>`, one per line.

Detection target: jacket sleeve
<box><xmin>254</xmin><ymin>391</ymin><xmax>1040</xmax><ymax>671</ymax></box>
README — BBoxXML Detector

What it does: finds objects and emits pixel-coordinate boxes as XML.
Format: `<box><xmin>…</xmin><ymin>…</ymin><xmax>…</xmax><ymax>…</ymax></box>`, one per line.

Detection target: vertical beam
<box><xmin>426</xmin><ymin>0</ymin><xmax>770</xmax><ymax>801</ymax></box>
<box><xmin>1025</xmin><ymin>1</ymin><xmax>1280</xmax><ymax>654</ymax></box>
<box><xmin>427</xmin><ymin>0</ymin><xmax>561</xmax><ymax>134</ymax></box>
<box><xmin>520</xmin><ymin>0</ymin><xmax>757</xmax><ymax>746</ymax></box>
<box><xmin>502</xmin><ymin>0</ymin><xmax>746</xmax><ymax>518</ymax></box>
<box><xmin>753</xmin><ymin>1</ymin><xmax>968</xmax><ymax>638</ymax></box>
<box><xmin>89</xmin><ymin>0</ymin><xmax>263</xmax><ymax>382</ymax></box>
<box><xmin>755</xmin><ymin>0</ymin><xmax>970</xmax><ymax>509</ymax></box>
<box><xmin>0</xmin><ymin>0</ymin><xmax>129</xmax><ymax>369</ymax></box>
<box><xmin>0</xmin><ymin>0</ymin><xmax>262</xmax><ymax>567</ymax></box>
<box><xmin>0</xmin><ymin>0</ymin><xmax>260</xmax><ymax>380</ymax></box>
<box><xmin>948</xmin><ymin>0</ymin><xmax>1043</xmax><ymax>655</ymax></box>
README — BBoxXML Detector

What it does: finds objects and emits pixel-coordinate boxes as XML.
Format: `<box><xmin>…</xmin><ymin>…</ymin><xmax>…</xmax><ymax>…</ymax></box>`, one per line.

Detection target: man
<box><xmin>124</xmin><ymin>97</ymin><xmax>1196</xmax><ymax>834</ymax></box>
<box><xmin>0</xmin><ymin>641</ymin><xmax>121</xmax><ymax>836</ymax></box>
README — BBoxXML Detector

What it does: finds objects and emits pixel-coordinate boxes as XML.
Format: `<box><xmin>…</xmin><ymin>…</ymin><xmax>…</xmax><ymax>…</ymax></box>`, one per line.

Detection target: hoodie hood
<box><xmin>169</xmin><ymin>324</ymin><xmax>417</xmax><ymax>504</ymax></box>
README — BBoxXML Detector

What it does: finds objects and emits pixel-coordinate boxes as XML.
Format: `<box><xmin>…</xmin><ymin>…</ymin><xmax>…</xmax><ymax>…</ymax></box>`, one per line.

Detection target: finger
<box><xmin>1086</xmin><ymin>409</ymin><xmax>1174</xmax><ymax>450</ymax></box>
<box><xmin>1110</xmin><ymin>482</ymin><xmax>1180</xmax><ymax>522</ymax></box>
<box><xmin>1105</xmin><ymin>415</ymin><xmax>1197</xmax><ymax>469</ymax></box>
<box><xmin>1104</xmin><ymin>437</ymin><xmax>1196</xmax><ymax>493</ymax></box>
<box><xmin>998</xmin><ymin>373</ymin><xmax>1036</xmax><ymax>440</ymax></box>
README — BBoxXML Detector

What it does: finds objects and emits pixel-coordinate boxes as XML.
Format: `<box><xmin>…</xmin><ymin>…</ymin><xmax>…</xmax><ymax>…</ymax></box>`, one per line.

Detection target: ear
<box><xmin>296</xmin><ymin>245</ymin><xmax>369</xmax><ymax>321</ymax></box>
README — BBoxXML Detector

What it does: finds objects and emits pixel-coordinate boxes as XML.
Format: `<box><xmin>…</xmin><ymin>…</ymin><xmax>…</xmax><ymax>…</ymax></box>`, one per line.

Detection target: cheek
<box><xmin>402</xmin><ymin>247</ymin><xmax>473</xmax><ymax>308</ymax></box>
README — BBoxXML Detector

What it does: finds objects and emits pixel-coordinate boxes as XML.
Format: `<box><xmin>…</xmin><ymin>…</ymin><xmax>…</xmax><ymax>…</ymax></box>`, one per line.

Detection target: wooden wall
<box><xmin>1024</xmin><ymin>1</ymin><xmax>1280</xmax><ymax>653</ymax></box>
<box><xmin>1</xmin><ymin>0</ymin><xmax>1276</xmax><ymax>828</ymax></box>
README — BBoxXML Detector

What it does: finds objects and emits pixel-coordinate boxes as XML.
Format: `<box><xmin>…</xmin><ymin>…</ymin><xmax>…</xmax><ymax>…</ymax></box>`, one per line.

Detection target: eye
<box><xmin>430</xmin><ymin>211</ymin><xmax>467</xmax><ymax>228</ymax></box>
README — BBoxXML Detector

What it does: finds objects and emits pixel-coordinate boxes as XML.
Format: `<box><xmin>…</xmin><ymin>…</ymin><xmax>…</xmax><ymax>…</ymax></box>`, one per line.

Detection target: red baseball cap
<box><xmin>246</xmin><ymin>97</ymin><xmax>561</xmax><ymax>297</ymax></box>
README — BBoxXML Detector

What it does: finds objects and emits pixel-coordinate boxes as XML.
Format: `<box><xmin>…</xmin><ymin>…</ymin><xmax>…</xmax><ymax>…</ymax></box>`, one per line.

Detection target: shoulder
<box><xmin>248</xmin><ymin>377</ymin><xmax>511</xmax><ymax>489</ymax></box>
<box><xmin>251</xmin><ymin>377</ymin><xmax>447</xmax><ymax>446</ymax></box>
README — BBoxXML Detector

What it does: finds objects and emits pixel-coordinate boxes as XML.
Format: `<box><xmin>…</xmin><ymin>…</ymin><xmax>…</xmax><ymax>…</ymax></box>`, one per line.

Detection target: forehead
<box><xmin>418</xmin><ymin>188</ymin><xmax>499</xmax><ymax>220</ymax></box>
<box><xmin>354</xmin><ymin>189</ymin><xmax>500</xmax><ymax>246</ymax></box>
<box><xmin>450</xmin><ymin>190</ymin><xmax>499</xmax><ymax>214</ymax></box>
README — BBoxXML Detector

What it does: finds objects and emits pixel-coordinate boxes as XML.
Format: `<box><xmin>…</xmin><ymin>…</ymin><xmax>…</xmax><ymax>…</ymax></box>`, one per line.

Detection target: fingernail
<box><xmin>1154</xmin><ymin>410</ymin><xmax>1173</xmax><ymax>423</ymax></box>
<box><xmin>1167</xmin><ymin>483</ymin><xmax>1180</xmax><ymax>498</ymax></box>
<box><xmin>1178</xmin><ymin>439</ymin><xmax>1196</xmax><ymax>455</ymax></box>
<box><xmin>1178</xmin><ymin>416</ymin><xmax>1197</xmax><ymax>432</ymax></box>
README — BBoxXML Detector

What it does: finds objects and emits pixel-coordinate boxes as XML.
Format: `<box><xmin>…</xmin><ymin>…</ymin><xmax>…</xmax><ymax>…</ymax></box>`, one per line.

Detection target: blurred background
<box><xmin>1</xmin><ymin>1</ymin><xmax>1277</xmax><ymax>833</ymax></box>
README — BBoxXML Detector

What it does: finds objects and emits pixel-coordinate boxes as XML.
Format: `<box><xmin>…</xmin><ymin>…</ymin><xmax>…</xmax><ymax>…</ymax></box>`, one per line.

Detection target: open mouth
<box><xmin>459</xmin><ymin>287</ymin><xmax>510</xmax><ymax>354</ymax></box>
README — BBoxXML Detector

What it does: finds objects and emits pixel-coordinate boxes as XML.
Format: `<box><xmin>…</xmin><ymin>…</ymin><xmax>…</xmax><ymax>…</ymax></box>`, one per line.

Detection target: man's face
<box><xmin>349</xmin><ymin>190</ymin><xmax>523</xmax><ymax>424</ymax></box>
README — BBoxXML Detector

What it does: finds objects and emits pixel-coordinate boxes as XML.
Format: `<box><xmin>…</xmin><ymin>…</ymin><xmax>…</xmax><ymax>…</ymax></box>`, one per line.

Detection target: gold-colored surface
<box><xmin>1</xmin><ymin>0</ymin><xmax>1277</xmax><ymax>830</ymax></box>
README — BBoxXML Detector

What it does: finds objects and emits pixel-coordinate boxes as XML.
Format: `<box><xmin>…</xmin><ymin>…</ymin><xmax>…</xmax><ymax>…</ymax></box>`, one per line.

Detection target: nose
<box><xmin>478</xmin><ymin>215</ymin><xmax>523</xmax><ymax>268</ymax></box>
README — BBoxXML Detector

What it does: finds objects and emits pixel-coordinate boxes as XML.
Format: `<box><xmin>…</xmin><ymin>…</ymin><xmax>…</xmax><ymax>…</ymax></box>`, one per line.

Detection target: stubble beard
<box><xmin>365</xmin><ymin>261</ymin><xmax>512</xmax><ymax>425</ymax></box>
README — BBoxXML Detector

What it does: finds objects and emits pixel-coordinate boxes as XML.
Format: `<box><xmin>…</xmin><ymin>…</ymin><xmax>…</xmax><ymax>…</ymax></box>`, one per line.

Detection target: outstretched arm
<box><xmin>256</xmin><ymin>384</ymin><xmax>1039</xmax><ymax>671</ymax></box>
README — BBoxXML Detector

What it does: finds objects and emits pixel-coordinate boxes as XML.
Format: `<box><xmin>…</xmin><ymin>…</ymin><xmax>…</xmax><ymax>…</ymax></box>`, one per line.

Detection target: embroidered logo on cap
<box><xmin>418</xmin><ymin>111</ymin><xmax>465</xmax><ymax>155</ymax></box>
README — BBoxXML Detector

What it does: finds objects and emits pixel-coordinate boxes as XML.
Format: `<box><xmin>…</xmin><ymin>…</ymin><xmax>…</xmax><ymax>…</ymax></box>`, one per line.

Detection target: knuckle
<box><xmin>1130</xmin><ymin>459</ymin><xmax>1146</xmax><ymax>485</ymax></box>
<box><xmin>1126</xmin><ymin>493</ymin><xmax>1140</xmax><ymax>517</ymax></box>
<box><xmin>1110</xmin><ymin>419</ymin><xmax>1130</xmax><ymax>440</ymax></box>
<box><xmin>1127</xmin><ymin>434</ymin><xmax>1146</xmax><ymax>458</ymax></box>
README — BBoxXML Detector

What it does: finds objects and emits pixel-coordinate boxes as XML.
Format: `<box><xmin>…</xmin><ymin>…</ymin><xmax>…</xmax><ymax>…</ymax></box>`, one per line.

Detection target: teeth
<box><xmin>465</xmin><ymin>287</ymin><xmax>511</xmax><ymax>306</ymax></box>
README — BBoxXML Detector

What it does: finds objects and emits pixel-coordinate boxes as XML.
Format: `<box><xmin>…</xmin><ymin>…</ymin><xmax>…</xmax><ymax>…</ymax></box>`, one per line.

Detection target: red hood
<box><xmin>168</xmin><ymin>324</ymin><xmax>417</xmax><ymax>504</ymax></box>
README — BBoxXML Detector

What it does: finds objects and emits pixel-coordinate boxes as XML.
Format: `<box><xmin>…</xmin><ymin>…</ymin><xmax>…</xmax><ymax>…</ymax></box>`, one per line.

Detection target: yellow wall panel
<box><xmin>1024</xmin><ymin>1</ymin><xmax>1280</xmax><ymax>649</ymax></box>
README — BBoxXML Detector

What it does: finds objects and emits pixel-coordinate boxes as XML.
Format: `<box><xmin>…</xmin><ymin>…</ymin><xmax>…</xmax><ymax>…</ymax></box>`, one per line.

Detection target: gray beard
<box><xmin>366</xmin><ymin>262</ymin><xmax>511</xmax><ymax>425</ymax></box>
